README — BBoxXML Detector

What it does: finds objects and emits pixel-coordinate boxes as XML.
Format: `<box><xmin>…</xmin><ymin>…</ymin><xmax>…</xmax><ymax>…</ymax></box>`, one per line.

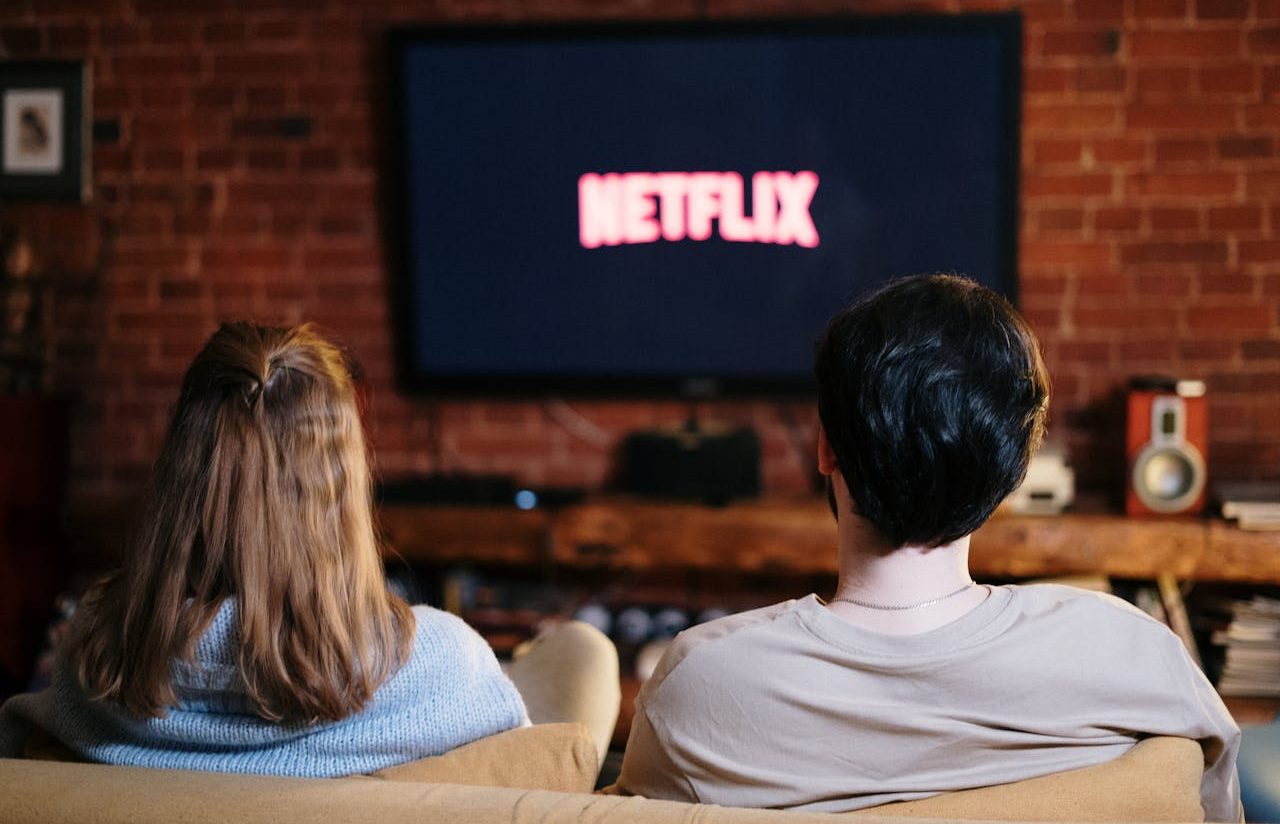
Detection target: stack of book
<box><xmin>1211</xmin><ymin>595</ymin><xmax>1280</xmax><ymax>697</ymax></box>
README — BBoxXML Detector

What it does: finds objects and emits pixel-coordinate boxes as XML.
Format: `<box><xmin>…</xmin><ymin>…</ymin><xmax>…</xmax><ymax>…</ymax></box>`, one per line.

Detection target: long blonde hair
<box><xmin>74</xmin><ymin>322</ymin><xmax>413</xmax><ymax>723</ymax></box>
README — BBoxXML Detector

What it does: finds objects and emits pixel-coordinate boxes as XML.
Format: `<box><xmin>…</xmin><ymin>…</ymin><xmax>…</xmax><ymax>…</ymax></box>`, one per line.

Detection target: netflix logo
<box><xmin>578</xmin><ymin>171</ymin><xmax>820</xmax><ymax>249</ymax></box>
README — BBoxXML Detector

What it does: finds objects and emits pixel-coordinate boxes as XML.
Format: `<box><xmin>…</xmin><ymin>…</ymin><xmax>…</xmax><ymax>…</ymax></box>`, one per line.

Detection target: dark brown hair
<box><xmin>815</xmin><ymin>274</ymin><xmax>1050</xmax><ymax>548</ymax></box>
<box><xmin>73</xmin><ymin>322</ymin><xmax>413</xmax><ymax>723</ymax></box>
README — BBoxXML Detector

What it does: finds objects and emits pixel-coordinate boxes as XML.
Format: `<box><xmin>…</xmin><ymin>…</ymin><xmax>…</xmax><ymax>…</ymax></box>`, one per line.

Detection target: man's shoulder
<box><xmin>1004</xmin><ymin>583</ymin><xmax>1186</xmax><ymax>656</ymax></box>
<box><xmin>643</xmin><ymin>599</ymin><xmax>806</xmax><ymax>692</ymax></box>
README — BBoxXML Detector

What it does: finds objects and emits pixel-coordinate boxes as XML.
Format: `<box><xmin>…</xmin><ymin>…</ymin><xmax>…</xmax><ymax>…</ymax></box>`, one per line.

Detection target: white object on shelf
<box><xmin>1004</xmin><ymin>444</ymin><xmax>1075</xmax><ymax>516</ymax></box>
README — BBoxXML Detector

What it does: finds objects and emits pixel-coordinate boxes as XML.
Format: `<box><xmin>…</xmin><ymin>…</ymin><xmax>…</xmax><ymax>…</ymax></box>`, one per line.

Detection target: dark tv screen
<box><xmin>389</xmin><ymin>16</ymin><xmax>1021</xmax><ymax>396</ymax></box>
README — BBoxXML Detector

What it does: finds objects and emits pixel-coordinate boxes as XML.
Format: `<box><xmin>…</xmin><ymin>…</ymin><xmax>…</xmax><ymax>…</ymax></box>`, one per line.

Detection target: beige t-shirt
<box><xmin>616</xmin><ymin>584</ymin><xmax>1241</xmax><ymax>821</ymax></box>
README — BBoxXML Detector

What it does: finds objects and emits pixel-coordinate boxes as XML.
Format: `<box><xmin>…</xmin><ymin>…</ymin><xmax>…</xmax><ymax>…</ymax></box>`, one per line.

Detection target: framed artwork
<box><xmin>0</xmin><ymin>61</ymin><xmax>91</xmax><ymax>203</ymax></box>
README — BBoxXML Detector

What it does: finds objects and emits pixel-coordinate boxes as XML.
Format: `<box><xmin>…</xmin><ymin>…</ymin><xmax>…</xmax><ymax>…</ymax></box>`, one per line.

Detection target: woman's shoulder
<box><xmin>403</xmin><ymin>605</ymin><xmax>504</xmax><ymax>671</ymax></box>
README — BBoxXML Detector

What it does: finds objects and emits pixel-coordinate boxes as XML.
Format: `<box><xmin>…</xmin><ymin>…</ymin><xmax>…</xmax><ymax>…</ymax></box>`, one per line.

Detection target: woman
<box><xmin>0</xmin><ymin>323</ymin><xmax>543</xmax><ymax>775</ymax></box>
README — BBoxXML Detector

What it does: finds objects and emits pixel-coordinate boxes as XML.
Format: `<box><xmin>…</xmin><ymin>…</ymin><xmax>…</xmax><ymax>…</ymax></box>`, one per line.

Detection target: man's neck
<box><xmin>828</xmin><ymin>515</ymin><xmax>985</xmax><ymax>635</ymax></box>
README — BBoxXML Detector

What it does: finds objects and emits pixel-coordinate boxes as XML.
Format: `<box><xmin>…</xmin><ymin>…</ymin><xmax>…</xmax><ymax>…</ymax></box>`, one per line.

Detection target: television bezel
<box><xmin>385</xmin><ymin>14</ymin><xmax>1023</xmax><ymax>398</ymax></box>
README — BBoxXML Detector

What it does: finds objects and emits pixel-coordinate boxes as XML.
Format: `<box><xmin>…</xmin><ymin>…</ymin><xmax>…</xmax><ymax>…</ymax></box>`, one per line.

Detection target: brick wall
<box><xmin>1</xmin><ymin>0</ymin><xmax>1278</xmax><ymax>504</ymax></box>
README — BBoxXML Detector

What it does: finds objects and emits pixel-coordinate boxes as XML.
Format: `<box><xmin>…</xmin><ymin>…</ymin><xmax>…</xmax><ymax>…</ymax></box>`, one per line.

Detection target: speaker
<box><xmin>1126</xmin><ymin>377</ymin><xmax>1208</xmax><ymax>517</ymax></box>
<box><xmin>623</xmin><ymin>423</ymin><xmax>760</xmax><ymax>505</ymax></box>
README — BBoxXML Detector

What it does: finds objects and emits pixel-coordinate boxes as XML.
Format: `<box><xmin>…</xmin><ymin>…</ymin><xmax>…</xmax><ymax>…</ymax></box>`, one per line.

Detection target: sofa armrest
<box><xmin>855</xmin><ymin>736</ymin><xmax>1204</xmax><ymax>822</ymax></box>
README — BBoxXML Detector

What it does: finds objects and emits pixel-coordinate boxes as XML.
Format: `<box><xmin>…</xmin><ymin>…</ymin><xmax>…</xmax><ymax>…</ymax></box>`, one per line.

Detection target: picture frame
<box><xmin>0</xmin><ymin>61</ymin><xmax>91</xmax><ymax>203</ymax></box>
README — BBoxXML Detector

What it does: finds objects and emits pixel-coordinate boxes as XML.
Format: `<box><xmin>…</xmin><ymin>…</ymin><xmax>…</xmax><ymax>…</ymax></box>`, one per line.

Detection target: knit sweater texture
<box><xmin>0</xmin><ymin>603</ymin><xmax>529</xmax><ymax>776</ymax></box>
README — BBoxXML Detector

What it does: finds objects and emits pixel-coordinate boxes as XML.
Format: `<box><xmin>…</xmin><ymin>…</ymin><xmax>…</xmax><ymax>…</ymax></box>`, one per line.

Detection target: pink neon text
<box><xmin>578</xmin><ymin>171</ymin><xmax>820</xmax><ymax>249</ymax></box>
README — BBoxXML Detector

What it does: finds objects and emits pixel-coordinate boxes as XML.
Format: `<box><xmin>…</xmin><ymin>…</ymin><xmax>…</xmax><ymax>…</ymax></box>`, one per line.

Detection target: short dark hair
<box><xmin>814</xmin><ymin>274</ymin><xmax>1049</xmax><ymax>548</ymax></box>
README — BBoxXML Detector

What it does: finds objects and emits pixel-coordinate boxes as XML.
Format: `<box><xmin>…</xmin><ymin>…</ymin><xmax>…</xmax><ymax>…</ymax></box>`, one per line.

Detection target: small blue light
<box><xmin>514</xmin><ymin>489</ymin><xmax>538</xmax><ymax>510</ymax></box>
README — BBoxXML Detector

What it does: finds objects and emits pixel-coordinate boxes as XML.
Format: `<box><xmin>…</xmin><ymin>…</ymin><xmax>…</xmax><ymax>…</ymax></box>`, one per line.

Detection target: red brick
<box><xmin>1127</xmin><ymin>103</ymin><xmax>1237</xmax><ymax>131</ymax></box>
<box><xmin>300</xmin><ymin>246</ymin><xmax>380</xmax><ymax>268</ymax></box>
<box><xmin>1245</xmin><ymin>171</ymin><xmax>1280</xmax><ymax>195</ymax></box>
<box><xmin>1135</xmin><ymin>66</ymin><xmax>1192</xmax><ymax>97</ymax></box>
<box><xmin>1</xmin><ymin>25</ymin><xmax>42</xmax><ymax>53</ymax></box>
<box><xmin>212</xmin><ymin>53</ymin><xmax>308</xmax><ymax>76</ymax></box>
<box><xmin>203</xmin><ymin>21</ymin><xmax>245</xmax><ymax>43</ymax></box>
<box><xmin>254</xmin><ymin>19</ymin><xmax>303</xmax><ymax>40</ymax></box>
<box><xmin>1244</xmin><ymin>105</ymin><xmax>1280</xmax><ymax>128</ymax></box>
<box><xmin>1179</xmin><ymin>339</ymin><xmax>1235</xmax><ymax>359</ymax></box>
<box><xmin>1249</xmin><ymin>27</ymin><xmax>1280</xmax><ymax>55</ymax></box>
<box><xmin>1243</xmin><ymin>340</ymin><xmax>1280</xmax><ymax>359</ymax></box>
<box><xmin>1129</xmin><ymin>30</ymin><xmax>1240</xmax><ymax>59</ymax></box>
<box><xmin>1263</xmin><ymin>0</ymin><xmax>1280</xmax><ymax>18</ymax></box>
<box><xmin>1186</xmin><ymin>305</ymin><xmax>1273</xmax><ymax>330</ymax></box>
<box><xmin>1024</xmin><ymin>173</ymin><xmax>1115</xmax><ymax>198</ymax></box>
<box><xmin>1209</xmin><ymin>370</ymin><xmax>1280</xmax><ymax>392</ymax></box>
<box><xmin>1036</xmin><ymin>208</ymin><xmax>1086</xmax><ymax>232</ymax></box>
<box><xmin>140</xmin><ymin>149</ymin><xmax>185</xmax><ymax>173</ymax></box>
<box><xmin>245</xmin><ymin>86</ymin><xmax>289</xmax><ymax>108</ymax></box>
<box><xmin>201</xmin><ymin>246</ymin><xmax>292</xmax><ymax>272</ymax></box>
<box><xmin>193</xmin><ymin>85</ymin><xmax>237</xmax><ymax>110</ymax></box>
<box><xmin>1033</xmin><ymin>139</ymin><xmax>1084</xmax><ymax>164</ymax></box>
<box><xmin>150</xmin><ymin>20</ymin><xmax>197</xmax><ymax>45</ymax></box>
<box><xmin>1200</xmin><ymin>64</ymin><xmax>1257</xmax><ymax>95</ymax></box>
<box><xmin>1077</xmin><ymin>0</ymin><xmax>1126</xmax><ymax>18</ymax></box>
<box><xmin>1150</xmin><ymin>207</ymin><xmax>1200</xmax><ymax>231</ymax></box>
<box><xmin>1078</xmin><ymin>66</ymin><xmax>1126</xmax><ymax>93</ymax></box>
<box><xmin>1133</xmin><ymin>0</ymin><xmax>1188</xmax><ymax>16</ymax></box>
<box><xmin>1134</xmin><ymin>274</ymin><xmax>1193</xmax><ymax>296</ymax></box>
<box><xmin>1127</xmin><ymin>172</ymin><xmax>1236</xmax><ymax>197</ymax></box>
<box><xmin>1041</xmin><ymin>27</ymin><xmax>1120</xmax><ymax>56</ymax></box>
<box><xmin>1220</xmin><ymin>136</ymin><xmax>1274</xmax><ymax>159</ymax></box>
<box><xmin>300</xmin><ymin>147</ymin><xmax>340</xmax><ymax>171</ymax></box>
<box><xmin>1024</xmin><ymin>103</ymin><xmax>1121</xmax><ymax>131</ymax></box>
<box><xmin>1025</xmin><ymin>67</ymin><xmax>1071</xmax><ymax>95</ymax></box>
<box><xmin>1154</xmin><ymin>139</ymin><xmax>1213</xmax><ymax>163</ymax></box>
<box><xmin>1120</xmin><ymin>339</ymin><xmax>1177</xmax><ymax>360</ymax></box>
<box><xmin>1093</xmin><ymin>138</ymin><xmax>1147</xmax><ymax>163</ymax></box>
<box><xmin>1022</xmin><ymin>241</ymin><xmax>1114</xmax><ymax>267</ymax></box>
<box><xmin>114</xmin><ymin>246</ymin><xmax>191</xmax><ymax>269</ymax></box>
<box><xmin>1239</xmin><ymin>240</ymin><xmax>1280</xmax><ymax>262</ymax></box>
<box><xmin>1121</xmin><ymin>241</ymin><xmax>1228</xmax><ymax>264</ymax></box>
<box><xmin>112</xmin><ymin>54</ymin><xmax>203</xmax><ymax>79</ymax></box>
<box><xmin>1073</xmin><ymin>306</ymin><xmax>1177</xmax><ymax>329</ymax></box>
<box><xmin>1095</xmin><ymin>207</ymin><xmax>1143</xmax><ymax>232</ymax></box>
<box><xmin>1208</xmin><ymin>205</ymin><xmax>1263</xmax><ymax>231</ymax></box>
<box><xmin>1021</xmin><ymin>274</ymin><xmax>1071</xmax><ymax>299</ymax></box>
<box><xmin>196</xmin><ymin>148</ymin><xmax>235</xmax><ymax>171</ymax></box>
<box><xmin>160</xmin><ymin>279</ymin><xmax>204</xmax><ymax>300</ymax></box>
<box><xmin>138</xmin><ymin>86</ymin><xmax>187</xmax><ymax>108</ymax></box>
<box><xmin>246</xmin><ymin>149</ymin><xmax>290</xmax><ymax>170</ymax></box>
<box><xmin>1058</xmin><ymin>341</ymin><xmax>1113</xmax><ymax>362</ymax></box>
<box><xmin>1196</xmin><ymin>0</ymin><xmax>1249</xmax><ymax>17</ymax></box>
<box><xmin>1201</xmin><ymin>274</ymin><xmax>1258</xmax><ymax>294</ymax></box>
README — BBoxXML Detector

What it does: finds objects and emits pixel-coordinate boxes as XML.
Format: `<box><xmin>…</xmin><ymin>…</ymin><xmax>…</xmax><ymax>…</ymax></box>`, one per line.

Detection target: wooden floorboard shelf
<box><xmin>380</xmin><ymin>497</ymin><xmax>1280</xmax><ymax>583</ymax></box>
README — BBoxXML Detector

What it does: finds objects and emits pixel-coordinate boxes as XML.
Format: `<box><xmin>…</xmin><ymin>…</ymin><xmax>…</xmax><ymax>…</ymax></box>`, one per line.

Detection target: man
<box><xmin>614</xmin><ymin>274</ymin><xmax>1240</xmax><ymax>819</ymax></box>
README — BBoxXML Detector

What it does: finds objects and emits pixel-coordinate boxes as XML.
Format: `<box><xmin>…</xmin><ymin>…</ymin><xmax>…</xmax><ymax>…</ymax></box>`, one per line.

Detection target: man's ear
<box><xmin>817</xmin><ymin>426</ymin><xmax>838</xmax><ymax>476</ymax></box>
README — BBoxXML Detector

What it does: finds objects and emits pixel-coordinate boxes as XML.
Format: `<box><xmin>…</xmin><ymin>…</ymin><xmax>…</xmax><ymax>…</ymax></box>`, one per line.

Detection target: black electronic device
<box><xmin>387</xmin><ymin>15</ymin><xmax>1022</xmax><ymax>397</ymax></box>
<box><xmin>623</xmin><ymin>424</ymin><xmax>761</xmax><ymax>504</ymax></box>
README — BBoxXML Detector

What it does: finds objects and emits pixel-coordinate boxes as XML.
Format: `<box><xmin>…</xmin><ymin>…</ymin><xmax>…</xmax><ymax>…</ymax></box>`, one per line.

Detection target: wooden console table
<box><xmin>379</xmin><ymin>497</ymin><xmax>1280</xmax><ymax>583</ymax></box>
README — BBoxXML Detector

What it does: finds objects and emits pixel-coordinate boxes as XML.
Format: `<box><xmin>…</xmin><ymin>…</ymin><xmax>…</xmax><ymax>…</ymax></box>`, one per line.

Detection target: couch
<box><xmin>0</xmin><ymin>722</ymin><xmax>1212</xmax><ymax>824</ymax></box>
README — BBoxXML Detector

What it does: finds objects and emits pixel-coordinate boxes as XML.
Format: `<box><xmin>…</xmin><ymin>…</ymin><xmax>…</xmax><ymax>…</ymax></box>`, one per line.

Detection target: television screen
<box><xmin>388</xmin><ymin>16</ymin><xmax>1021</xmax><ymax>396</ymax></box>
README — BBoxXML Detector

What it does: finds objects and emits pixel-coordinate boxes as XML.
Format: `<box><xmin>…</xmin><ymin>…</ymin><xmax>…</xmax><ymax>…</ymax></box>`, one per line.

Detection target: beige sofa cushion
<box><xmin>365</xmin><ymin>722</ymin><xmax>597</xmax><ymax>793</ymax></box>
<box><xmin>856</xmin><ymin>736</ymin><xmax>1205</xmax><ymax>822</ymax></box>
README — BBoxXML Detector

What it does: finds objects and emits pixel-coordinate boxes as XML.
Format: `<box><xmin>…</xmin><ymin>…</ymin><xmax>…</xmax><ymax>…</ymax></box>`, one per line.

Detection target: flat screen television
<box><xmin>387</xmin><ymin>15</ymin><xmax>1021</xmax><ymax>396</ymax></box>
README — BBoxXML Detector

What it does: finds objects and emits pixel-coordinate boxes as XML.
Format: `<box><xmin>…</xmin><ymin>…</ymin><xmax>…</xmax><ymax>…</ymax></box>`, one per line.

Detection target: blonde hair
<box><xmin>74</xmin><ymin>322</ymin><xmax>413</xmax><ymax>723</ymax></box>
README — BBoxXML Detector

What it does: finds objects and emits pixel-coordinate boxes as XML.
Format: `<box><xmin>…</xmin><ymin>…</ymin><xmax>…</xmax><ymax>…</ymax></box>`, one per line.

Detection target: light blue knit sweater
<box><xmin>0</xmin><ymin>603</ymin><xmax>529</xmax><ymax>776</ymax></box>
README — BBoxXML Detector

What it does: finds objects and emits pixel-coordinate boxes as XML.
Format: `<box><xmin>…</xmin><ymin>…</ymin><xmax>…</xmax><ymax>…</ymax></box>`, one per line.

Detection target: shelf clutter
<box><xmin>1204</xmin><ymin>594</ymin><xmax>1280</xmax><ymax>699</ymax></box>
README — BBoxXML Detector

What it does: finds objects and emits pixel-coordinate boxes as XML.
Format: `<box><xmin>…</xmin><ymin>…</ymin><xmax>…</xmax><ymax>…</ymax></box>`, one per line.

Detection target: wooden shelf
<box><xmin>378</xmin><ymin>497</ymin><xmax>1280</xmax><ymax>584</ymax></box>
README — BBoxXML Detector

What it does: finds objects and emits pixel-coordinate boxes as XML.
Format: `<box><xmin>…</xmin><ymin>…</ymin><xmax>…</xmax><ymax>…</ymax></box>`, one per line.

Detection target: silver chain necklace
<box><xmin>829</xmin><ymin>581</ymin><xmax>977</xmax><ymax>611</ymax></box>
